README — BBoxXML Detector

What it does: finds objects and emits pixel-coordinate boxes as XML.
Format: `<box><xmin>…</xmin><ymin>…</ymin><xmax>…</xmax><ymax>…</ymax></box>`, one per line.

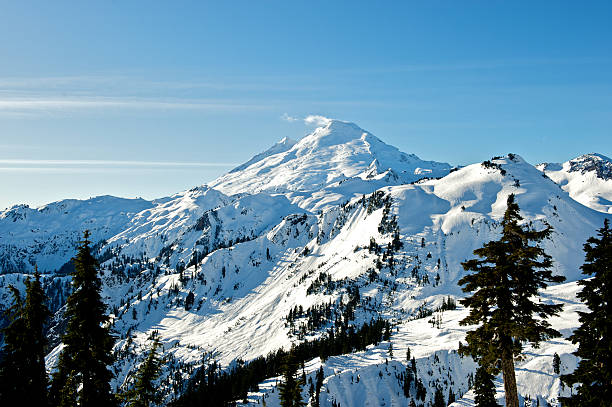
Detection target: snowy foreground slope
<box><xmin>0</xmin><ymin>120</ymin><xmax>610</xmax><ymax>406</ymax></box>
<box><xmin>248</xmin><ymin>280</ymin><xmax>583</xmax><ymax>407</ymax></box>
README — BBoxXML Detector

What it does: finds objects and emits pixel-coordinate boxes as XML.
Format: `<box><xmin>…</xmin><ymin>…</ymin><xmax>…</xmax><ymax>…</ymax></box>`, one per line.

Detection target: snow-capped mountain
<box><xmin>210</xmin><ymin>120</ymin><xmax>451</xmax><ymax>211</ymax></box>
<box><xmin>0</xmin><ymin>121</ymin><xmax>610</xmax><ymax>406</ymax></box>
<box><xmin>538</xmin><ymin>153</ymin><xmax>612</xmax><ymax>214</ymax></box>
<box><xmin>0</xmin><ymin>195</ymin><xmax>154</xmax><ymax>273</ymax></box>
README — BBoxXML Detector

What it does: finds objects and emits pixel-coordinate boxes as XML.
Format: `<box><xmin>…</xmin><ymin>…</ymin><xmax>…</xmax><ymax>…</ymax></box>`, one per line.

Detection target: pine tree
<box><xmin>561</xmin><ymin>219</ymin><xmax>612</xmax><ymax>406</ymax></box>
<box><xmin>432</xmin><ymin>386</ymin><xmax>445</xmax><ymax>407</ymax></box>
<box><xmin>447</xmin><ymin>387</ymin><xmax>456</xmax><ymax>404</ymax></box>
<box><xmin>122</xmin><ymin>338</ymin><xmax>163</xmax><ymax>407</ymax></box>
<box><xmin>458</xmin><ymin>194</ymin><xmax>565</xmax><ymax>407</ymax></box>
<box><xmin>278</xmin><ymin>351</ymin><xmax>305</xmax><ymax>407</ymax></box>
<box><xmin>23</xmin><ymin>271</ymin><xmax>51</xmax><ymax>405</ymax></box>
<box><xmin>552</xmin><ymin>353</ymin><xmax>560</xmax><ymax>375</ymax></box>
<box><xmin>473</xmin><ymin>365</ymin><xmax>499</xmax><ymax>407</ymax></box>
<box><xmin>0</xmin><ymin>285</ymin><xmax>27</xmax><ymax>405</ymax></box>
<box><xmin>313</xmin><ymin>366</ymin><xmax>324</xmax><ymax>407</ymax></box>
<box><xmin>50</xmin><ymin>231</ymin><xmax>117</xmax><ymax>407</ymax></box>
<box><xmin>0</xmin><ymin>270</ymin><xmax>50</xmax><ymax>406</ymax></box>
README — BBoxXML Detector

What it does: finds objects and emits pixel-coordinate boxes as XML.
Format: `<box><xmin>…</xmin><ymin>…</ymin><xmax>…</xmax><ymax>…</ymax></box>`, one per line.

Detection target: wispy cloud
<box><xmin>0</xmin><ymin>159</ymin><xmax>237</xmax><ymax>167</ymax></box>
<box><xmin>281</xmin><ymin>113</ymin><xmax>299</xmax><ymax>122</ymax></box>
<box><xmin>0</xmin><ymin>97</ymin><xmax>273</xmax><ymax>113</ymax></box>
<box><xmin>282</xmin><ymin>114</ymin><xmax>333</xmax><ymax>126</ymax></box>
<box><xmin>304</xmin><ymin>115</ymin><xmax>332</xmax><ymax>126</ymax></box>
<box><xmin>0</xmin><ymin>159</ymin><xmax>237</xmax><ymax>174</ymax></box>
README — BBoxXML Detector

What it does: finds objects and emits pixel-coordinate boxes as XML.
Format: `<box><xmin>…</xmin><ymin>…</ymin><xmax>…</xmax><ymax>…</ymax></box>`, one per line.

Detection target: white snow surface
<box><xmin>538</xmin><ymin>153</ymin><xmax>612</xmax><ymax>214</ymax></box>
<box><xmin>209</xmin><ymin>120</ymin><xmax>451</xmax><ymax>211</ymax></box>
<box><xmin>0</xmin><ymin>121</ymin><xmax>609</xmax><ymax>406</ymax></box>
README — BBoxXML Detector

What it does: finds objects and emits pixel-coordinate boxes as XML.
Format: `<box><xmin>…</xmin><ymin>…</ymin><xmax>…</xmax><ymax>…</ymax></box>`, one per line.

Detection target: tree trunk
<box><xmin>501</xmin><ymin>348</ymin><xmax>519</xmax><ymax>407</ymax></box>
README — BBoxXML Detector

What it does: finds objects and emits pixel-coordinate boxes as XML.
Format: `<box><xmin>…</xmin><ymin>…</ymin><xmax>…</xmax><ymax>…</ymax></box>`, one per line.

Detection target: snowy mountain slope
<box><xmin>0</xmin><ymin>187</ymin><xmax>232</xmax><ymax>275</ymax></box>
<box><xmin>0</xmin><ymin>120</ymin><xmax>610</xmax><ymax>406</ymax></box>
<box><xmin>242</xmin><ymin>280</ymin><xmax>584</xmax><ymax>407</ymax></box>
<box><xmin>0</xmin><ymin>196</ymin><xmax>154</xmax><ymax>273</ymax></box>
<box><xmin>538</xmin><ymin>153</ymin><xmax>612</xmax><ymax>214</ymax></box>
<box><xmin>209</xmin><ymin>120</ymin><xmax>451</xmax><ymax>211</ymax></box>
<box><xmin>228</xmin><ymin>136</ymin><xmax>298</xmax><ymax>174</ymax></box>
<box><xmin>64</xmin><ymin>152</ymin><xmax>604</xmax><ymax>404</ymax></box>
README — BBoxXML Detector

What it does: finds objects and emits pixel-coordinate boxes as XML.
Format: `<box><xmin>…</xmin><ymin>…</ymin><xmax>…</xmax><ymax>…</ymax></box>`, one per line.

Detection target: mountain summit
<box><xmin>209</xmin><ymin>120</ymin><xmax>450</xmax><ymax>209</ymax></box>
<box><xmin>538</xmin><ymin>153</ymin><xmax>612</xmax><ymax>214</ymax></box>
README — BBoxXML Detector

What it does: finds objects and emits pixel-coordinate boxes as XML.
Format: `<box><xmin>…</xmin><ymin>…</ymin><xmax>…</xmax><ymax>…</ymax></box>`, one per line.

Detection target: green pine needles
<box><xmin>561</xmin><ymin>218</ymin><xmax>612</xmax><ymax>406</ymax></box>
<box><xmin>279</xmin><ymin>350</ymin><xmax>306</xmax><ymax>407</ymax></box>
<box><xmin>473</xmin><ymin>365</ymin><xmax>499</xmax><ymax>407</ymax></box>
<box><xmin>50</xmin><ymin>230</ymin><xmax>117</xmax><ymax>407</ymax></box>
<box><xmin>122</xmin><ymin>337</ymin><xmax>163</xmax><ymax>407</ymax></box>
<box><xmin>458</xmin><ymin>194</ymin><xmax>565</xmax><ymax>407</ymax></box>
<box><xmin>0</xmin><ymin>270</ymin><xmax>50</xmax><ymax>406</ymax></box>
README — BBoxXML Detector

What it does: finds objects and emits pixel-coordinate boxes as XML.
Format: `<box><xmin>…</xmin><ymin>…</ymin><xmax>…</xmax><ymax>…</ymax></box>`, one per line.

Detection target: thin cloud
<box><xmin>304</xmin><ymin>115</ymin><xmax>332</xmax><ymax>126</ymax></box>
<box><xmin>0</xmin><ymin>98</ymin><xmax>273</xmax><ymax>112</ymax></box>
<box><xmin>0</xmin><ymin>159</ymin><xmax>237</xmax><ymax>167</ymax></box>
<box><xmin>0</xmin><ymin>166</ymin><xmax>231</xmax><ymax>174</ymax></box>
<box><xmin>281</xmin><ymin>113</ymin><xmax>300</xmax><ymax>122</ymax></box>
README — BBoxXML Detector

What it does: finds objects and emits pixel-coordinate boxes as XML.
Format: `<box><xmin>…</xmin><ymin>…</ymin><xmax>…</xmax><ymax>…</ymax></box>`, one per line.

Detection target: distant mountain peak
<box><xmin>295</xmin><ymin>119</ymin><xmax>376</xmax><ymax>150</ymax></box>
<box><xmin>568</xmin><ymin>153</ymin><xmax>612</xmax><ymax>180</ymax></box>
<box><xmin>209</xmin><ymin>120</ymin><xmax>451</xmax><ymax>208</ymax></box>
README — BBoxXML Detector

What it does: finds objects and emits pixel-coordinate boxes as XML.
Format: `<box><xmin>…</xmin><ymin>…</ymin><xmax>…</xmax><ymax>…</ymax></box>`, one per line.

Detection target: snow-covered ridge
<box><xmin>566</xmin><ymin>153</ymin><xmax>612</xmax><ymax>179</ymax></box>
<box><xmin>538</xmin><ymin>153</ymin><xmax>612</xmax><ymax>214</ymax></box>
<box><xmin>0</xmin><ymin>120</ymin><xmax>610</xmax><ymax>406</ymax></box>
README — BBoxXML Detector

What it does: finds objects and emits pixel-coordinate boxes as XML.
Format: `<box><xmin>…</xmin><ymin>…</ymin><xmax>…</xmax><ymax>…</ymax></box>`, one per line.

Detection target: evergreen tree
<box><xmin>50</xmin><ymin>231</ymin><xmax>117</xmax><ymax>407</ymax></box>
<box><xmin>0</xmin><ymin>285</ymin><xmax>27</xmax><ymax>405</ymax></box>
<box><xmin>122</xmin><ymin>338</ymin><xmax>163</xmax><ymax>407</ymax></box>
<box><xmin>23</xmin><ymin>271</ymin><xmax>51</xmax><ymax>405</ymax></box>
<box><xmin>0</xmin><ymin>271</ymin><xmax>50</xmax><ymax>406</ymax></box>
<box><xmin>313</xmin><ymin>366</ymin><xmax>324</xmax><ymax>407</ymax></box>
<box><xmin>447</xmin><ymin>387</ymin><xmax>456</xmax><ymax>404</ymax></box>
<box><xmin>403</xmin><ymin>366</ymin><xmax>413</xmax><ymax>398</ymax></box>
<box><xmin>552</xmin><ymin>352</ymin><xmax>560</xmax><ymax>375</ymax></box>
<box><xmin>561</xmin><ymin>218</ymin><xmax>612</xmax><ymax>406</ymax></box>
<box><xmin>458</xmin><ymin>194</ymin><xmax>565</xmax><ymax>407</ymax></box>
<box><xmin>278</xmin><ymin>351</ymin><xmax>305</xmax><ymax>407</ymax></box>
<box><xmin>432</xmin><ymin>386</ymin><xmax>445</xmax><ymax>407</ymax></box>
<box><xmin>473</xmin><ymin>365</ymin><xmax>499</xmax><ymax>407</ymax></box>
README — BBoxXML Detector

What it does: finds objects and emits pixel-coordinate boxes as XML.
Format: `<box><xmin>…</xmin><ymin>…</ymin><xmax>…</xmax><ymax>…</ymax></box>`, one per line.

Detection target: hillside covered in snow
<box><xmin>0</xmin><ymin>120</ymin><xmax>609</xmax><ymax>406</ymax></box>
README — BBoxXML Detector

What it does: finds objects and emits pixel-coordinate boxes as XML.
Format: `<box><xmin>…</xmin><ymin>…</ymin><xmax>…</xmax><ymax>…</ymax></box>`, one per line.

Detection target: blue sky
<box><xmin>1</xmin><ymin>1</ymin><xmax>611</xmax><ymax>209</ymax></box>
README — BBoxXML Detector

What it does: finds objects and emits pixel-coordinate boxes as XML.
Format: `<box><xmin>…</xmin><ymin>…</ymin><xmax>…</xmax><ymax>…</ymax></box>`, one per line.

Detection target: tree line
<box><xmin>172</xmin><ymin>318</ymin><xmax>391</xmax><ymax>407</ymax></box>
<box><xmin>0</xmin><ymin>231</ymin><xmax>162</xmax><ymax>407</ymax></box>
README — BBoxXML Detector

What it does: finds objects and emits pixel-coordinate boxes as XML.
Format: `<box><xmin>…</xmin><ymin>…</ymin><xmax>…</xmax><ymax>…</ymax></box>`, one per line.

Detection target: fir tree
<box><xmin>552</xmin><ymin>353</ymin><xmax>560</xmax><ymax>375</ymax></box>
<box><xmin>50</xmin><ymin>231</ymin><xmax>117</xmax><ymax>407</ymax></box>
<box><xmin>403</xmin><ymin>366</ymin><xmax>413</xmax><ymax>398</ymax></box>
<box><xmin>458</xmin><ymin>194</ymin><xmax>565</xmax><ymax>407</ymax></box>
<box><xmin>22</xmin><ymin>271</ymin><xmax>50</xmax><ymax>406</ymax></box>
<box><xmin>278</xmin><ymin>351</ymin><xmax>305</xmax><ymax>407</ymax></box>
<box><xmin>0</xmin><ymin>285</ymin><xmax>28</xmax><ymax>405</ymax></box>
<box><xmin>432</xmin><ymin>386</ymin><xmax>445</xmax><ymax>407</ymax></box>
<box><xmin>447</xmin><ymin>387</ymin><xmax>456</xmax><ymax>404</ymax></box>
<box><xmin>0</xmin><ymin>271</ymin><xmax>50</xmax><ymax>406</ymax></box>
<box><xmin>561</xmin><ymin>218</ymin><xmax>612</xmax><ymax>406</ymax></box>
<box><xmin>473</xmin><ymin>365</ymin><xmax>499</xmax><ymax>407</ymax></box>
<box><xmin>122</xmin><ymin>338</ymin><xmax>163</xmax><ymax>407</ymax></box>
<box><xmin>313</xmin><ymin>366</ymin><xmax>324</xmax><ymax>407</ymax></box>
